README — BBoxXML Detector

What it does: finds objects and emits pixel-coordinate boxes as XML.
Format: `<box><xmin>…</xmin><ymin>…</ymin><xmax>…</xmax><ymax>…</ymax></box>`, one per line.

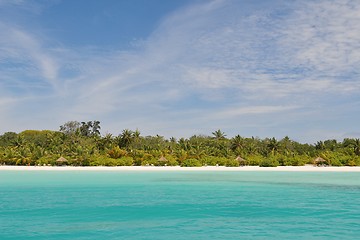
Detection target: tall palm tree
<box><xmin>92</xmin><ymin>121</ymin><xmax>101</xmax><ymax>136</ymax></box>
<box><xmin>80</xmin><ymin>121</ymin><xmax>92</xmax><ymax>137</ymax></box>
<box><xmin>279</xmin><ymin>136</ymin><xmax>294</xmax><ymax>156</ymax></box>
<box><xmin>119</xmin><ymin>129</ymin><xmax>134</xmax><ymax>149</ymax></box>
<box><xmin>178</xmin><ymin>138</ymin><xmax>191</xmax><ymax>151</ymax></box>
<box><xmin>346</xmin><ymin>138</ymin><xmax>360</xmax><ymax>156</ymax></box>
<box><xmin>315</xmin><ymin>141</ymin><xmax>325</xmax><ymax>150</ymax></box>
<box><xmin>267</xmin><ymin>137</ymin><xmax>280</xmax><ymax>156</ymax></box>
<box><xmin>212</xmin><ymin>129</ymin><xmax>226</xmax><ymax>140</ymax></box>
<box><xmin>133</xmin><ymin>129</ymin><xmax>141</xmax><ymax>138</ymax></box>
<box><xmin>97</xmin><ymin>133</ymin><xmax>114</xmax><ymax>151</ymax></box>
<box><xmin>231</xmin><ymin>135</ymin><xmax>245</xmax><ymax>153</ymax></box>
<box><xmin>190</xmin><ymin>145</ymin><xmax>205</xmax><ymax>160</ymax></box>
<box><xmin>353</xmin><ymin>138</ymin><xmax>360</xmax><ymax>156</ymax></box>
<box><xmin>245</xmin><ymin>137</ymin><xmax>259</xmax><ymax>155</ymax></box>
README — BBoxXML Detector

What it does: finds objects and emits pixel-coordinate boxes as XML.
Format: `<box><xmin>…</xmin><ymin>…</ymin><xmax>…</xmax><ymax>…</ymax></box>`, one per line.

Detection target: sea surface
<box><xmin>0</xmin><ymin>170</ymin><xmax>359</xmax><ymax>239</ymax></box>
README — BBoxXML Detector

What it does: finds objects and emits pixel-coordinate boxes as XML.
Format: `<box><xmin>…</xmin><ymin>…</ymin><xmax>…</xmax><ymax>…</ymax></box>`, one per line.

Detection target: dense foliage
<box><xmin>1</xmin><ymin>121</ymin><xmax>359</xmax><ymax>167</ymax></box>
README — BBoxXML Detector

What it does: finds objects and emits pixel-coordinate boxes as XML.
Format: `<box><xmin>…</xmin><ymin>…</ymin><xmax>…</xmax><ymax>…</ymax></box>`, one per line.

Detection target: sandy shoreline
<box><xmin>1</xmin><ymin>165</ymin><xmax>360</xmax><ymax>172</ymax></box>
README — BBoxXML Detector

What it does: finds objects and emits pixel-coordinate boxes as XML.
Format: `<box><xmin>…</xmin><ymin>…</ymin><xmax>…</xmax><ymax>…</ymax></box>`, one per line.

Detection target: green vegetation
<box><xmin>0</xmin><ymin>122</ymin><xmax>359</xmax><ymax>167</ymax></box>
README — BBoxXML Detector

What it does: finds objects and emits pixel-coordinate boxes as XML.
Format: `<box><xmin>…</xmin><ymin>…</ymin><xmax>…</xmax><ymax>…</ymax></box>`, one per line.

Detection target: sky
<box><xmin>0</xmin><ymin>0</ymin><xmax>359</xmax><ymax>143</ymax></box>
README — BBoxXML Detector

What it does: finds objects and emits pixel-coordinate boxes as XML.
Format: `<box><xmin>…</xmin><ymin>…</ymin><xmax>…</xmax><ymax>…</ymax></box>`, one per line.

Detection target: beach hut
<box><xmin>236</xmin><ymin>156</ymin><xmax>247</xmax><ymax>166</ymax></box>
<box><xmin>56</xmin><ymin>157</ymin><xmax>68</xmax><ymax>166</ymax></box>
<box><xmin>158</xmin><ymin>156</ymin><xmax>169</xmax><ymax>166</ymax></box>
<box><xmin>313</xmin><ymin>157</ymin><xmax>327</xmax><ymax>166</ymax></box>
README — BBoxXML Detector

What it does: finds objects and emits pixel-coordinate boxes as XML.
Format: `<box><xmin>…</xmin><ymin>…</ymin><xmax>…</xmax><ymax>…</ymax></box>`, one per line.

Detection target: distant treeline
<box><xmin>0</xmin><ymin>121</ymin><xmax>359</xmax><ymax>167</ymax></box>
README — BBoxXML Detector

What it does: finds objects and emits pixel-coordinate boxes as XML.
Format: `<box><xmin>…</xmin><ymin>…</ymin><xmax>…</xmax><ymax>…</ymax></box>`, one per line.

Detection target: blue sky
<box><xmin>0</xmin><ymin>0</ymin><xmax>359</xmax><ymax>143</ymax></box>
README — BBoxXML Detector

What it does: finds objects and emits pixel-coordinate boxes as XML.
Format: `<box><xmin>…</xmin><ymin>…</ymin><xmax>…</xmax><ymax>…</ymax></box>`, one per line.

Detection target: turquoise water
<box><xmin>0</xmin><ymin>171</ymin><xmax>359</xmax><ymax>239</ymax></box>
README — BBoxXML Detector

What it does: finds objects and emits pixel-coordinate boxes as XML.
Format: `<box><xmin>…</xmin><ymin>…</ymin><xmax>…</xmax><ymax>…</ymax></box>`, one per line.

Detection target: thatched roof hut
<box><xmin>313</xmin><ymin>157</ymin><xmax>327</xmax><ymax>166</ymax></box>
<box><xmin>158</xmin><ymin>156</ymin><xmax>168</xmax><ymax>162</ymax></box>
<box><xmin>56</xmin><ymin>157</ymin><xmax>68</xmax><ymax>166</ymax></box>
<box><xmin>157</xmin><ymin>156</ymin><xmax>169</xmax><ymax>166</ymax></box>
<box><xmin>236</xmin><ymin>156</ymin><xmax>246</xmax><ymax>166</ymax></box>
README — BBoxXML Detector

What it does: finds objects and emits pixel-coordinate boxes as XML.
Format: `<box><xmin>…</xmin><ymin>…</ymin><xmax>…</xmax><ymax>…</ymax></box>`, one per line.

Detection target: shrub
<box><xmin>89</xmin><ymin>155</ymin><xmax>133</xmax><ymax>166</ymax></box>
<box><xmin>200</xmin><ymin>156</ymin><xmax>218</xmax><ymax>166</ymax></box>
<box><xmin>278</xmin><ymin>155</ymin><xmax>307</xmax><ymax>166</ymax></box>
<box><xmin>181</xmin><ymin>158</ymin><xmax>202</xmax><ymax>167</ymax></box>
<box><xmin>215</xmin><ymin>157</ymin><xmax>230</xmax><ymax>166</ymax></box>
<box><xmin>36</xmin><ymin>155</ymin><xmax>58</xmax><ymax>166</ymax></box>
<box><xmin>225</xmin><ymin>159</ymin><xmax>239</xmax><ymax>167</ymax></box>
<box><xmin>116</xmin><ymin>156</ymin><xmax>134</xmax><ymax>166</ymax></box>
<box><xmin>140</xmin><ymin>153</ymin><xmax>157</xmax><ymax>166</ymax></box>
<box><xmin>246</xmin><ymin>154</ymin><xmax>264</xmax><ymax>166</ymax></box>
<box><xmin>259</xmin><ymin>157</ymin><xmax>279</xmax><ymax>167</ymax></box>
<box><xmin>107</xmin><ymin>146</ymin><xmax>127</xmax><ymax>159</ymax></box>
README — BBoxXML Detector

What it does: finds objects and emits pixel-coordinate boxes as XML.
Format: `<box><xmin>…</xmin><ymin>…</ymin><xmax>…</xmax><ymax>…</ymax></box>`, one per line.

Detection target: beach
<box><xmin>1</xmin><ymin>165</ymin><xmax>360</xmax><ymax>172</ymax></box>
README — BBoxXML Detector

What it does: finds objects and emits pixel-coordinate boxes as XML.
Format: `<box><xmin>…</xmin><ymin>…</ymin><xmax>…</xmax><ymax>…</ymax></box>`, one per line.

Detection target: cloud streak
<box><xmin>0</xmin><ymin>22</ymin><xmax>60</xmax><ymax>93</ymax></box>
<box><xmin>0</xmin><ymin>0</ymin><xmax>359</xmax><ymax>142</ymax></box>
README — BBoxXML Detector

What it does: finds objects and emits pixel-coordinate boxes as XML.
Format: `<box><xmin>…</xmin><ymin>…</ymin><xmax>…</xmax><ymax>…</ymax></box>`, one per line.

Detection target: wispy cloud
<box><xmin>216</xmin><ymin>105</ymin><xmax>300</xmax><ymax>118</ymax></box>
<box><xmin>0</xmin><ymin>22</ymin><xmax>60</xmax><ymax>92</ymax></box>
<box><xmin>0</xmin><ymin>0</ymin><xmax>359</xmax><ymax>142</ymax></box>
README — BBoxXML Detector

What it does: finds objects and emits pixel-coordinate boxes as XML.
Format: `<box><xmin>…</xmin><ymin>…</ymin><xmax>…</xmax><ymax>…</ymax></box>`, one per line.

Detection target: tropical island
<box><xmin>1</xmin><ymin>121</ymin><xmax>359</xmax><ymax>167</ymax></box>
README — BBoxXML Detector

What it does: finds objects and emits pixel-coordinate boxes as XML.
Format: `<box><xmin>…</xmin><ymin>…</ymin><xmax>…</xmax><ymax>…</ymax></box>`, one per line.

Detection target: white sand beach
<box><xmin>1</xmin><ymin>165</ymin><xmax>360</xmax><ymax>172</ymax></box>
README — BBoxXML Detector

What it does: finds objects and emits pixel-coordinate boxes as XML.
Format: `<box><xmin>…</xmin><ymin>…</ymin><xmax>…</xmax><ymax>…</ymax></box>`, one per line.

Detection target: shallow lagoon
<box><xmin>1</xmin><ymin>171</ymin><xmax>359</xmax><ymax>239</ymax></box>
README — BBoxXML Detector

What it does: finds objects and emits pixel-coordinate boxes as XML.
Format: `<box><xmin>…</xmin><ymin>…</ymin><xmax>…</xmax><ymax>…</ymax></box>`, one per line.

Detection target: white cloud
<box><xmin>0</xmin><ymin>23</ymin><xmax>60</xmax><ymax>90</ymax></box>
<box><xmin>278</xmin><ymin>0</ymin><xmax>360</xmax><ymax>75</ymax></box>
<box><xmin>0</xmin><ymin>0</ymin><xmax>359</xmax><ymax>142</ymax></box>
<box><xmin>216</xmin><ymin>105</ymin><xmax>300</xmax><ymax>118</ymax></box>
<box><xmin>184</xmin><ymin>68</ymin><xmax>233</xmax><ymax>89</ymax></box>
<box><xmin>0</xmin><ymin>0</ymin><xmax>25</xmax><ymax>6</ymax></box>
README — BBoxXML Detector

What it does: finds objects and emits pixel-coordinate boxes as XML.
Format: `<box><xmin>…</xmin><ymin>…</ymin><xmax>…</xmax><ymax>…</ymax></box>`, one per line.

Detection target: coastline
<box><xmin>1</xmin><ymin>165</ymin><xmax>360</xmax><ymax>172</ymax></box>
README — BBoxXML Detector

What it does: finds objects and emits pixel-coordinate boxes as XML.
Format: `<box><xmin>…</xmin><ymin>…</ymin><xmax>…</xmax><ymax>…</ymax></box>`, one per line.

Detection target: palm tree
<box><xmin>231</xmin><ymin>135</ymin><xmax>245</xmax><ymax>153</ymax></box>
<box><xmin>178</xmin><ymin>138</ymin><xmax>191</xmax><ymax>151</ymax></box>
<box><xmin>13</xmin><ymin>135</ymin><xmax>25</xmax><ymax>148</ymax></box>
<box><xmin>315</xmin><ymin>141</ymin><xmax>325</xmax><ymax>150</ymax></box>
<box><xmin>97</xmin><ymin>133</ymin><xmax>114</xmax><ymax>151</ymax></box>
<box><xmin>190</xmin><ymin>145</ymin><xmax>205</xmax><ymax>160</ymax></box>
<box><xmin>245</xmin><ymin>137</ymin><xmax>259</xmax><ymax>155</ymax></box>
<box><xmin>133</xmin><ymin>129</ymin><xmax>141</xmax><ymax>138</ymax></box>
<box><xmin>92</xmin><ymin>120</ymin><xmax>101</xmax><ymax>137</ymax></box>
<box><xmin>79</xmin><ymin>121</ymin><xmax>92</xmax><ymax>137</ymax></box>
<box><xmin>212</xmin><ymin>129</ymin><xmax>226</xmax><ymax>140</ymax></box>
<box><xmin>267</xmin><ymin>137</ymin><xmax>280</xmax><ymax>156</ymax></box>
<box><xmin>279</xmin><ymin>136</ymin><xmax>294</xmax><ymax>156</ymax></box>
<box><xmin>119</xmin><ymin>129</ymin><xmax>134</xmax><ymax>149</ymax></box>
<box><xmin>346</xmin><ymin>138</ymin><xmax>360</xmax><ymax>156</ymax></box>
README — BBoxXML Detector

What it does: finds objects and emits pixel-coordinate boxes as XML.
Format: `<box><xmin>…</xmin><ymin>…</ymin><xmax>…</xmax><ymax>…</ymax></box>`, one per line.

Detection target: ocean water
<box><xmin>0</xmin><ymin>171</ymin><xmax>359</xmax><ymax>239</ymax></box>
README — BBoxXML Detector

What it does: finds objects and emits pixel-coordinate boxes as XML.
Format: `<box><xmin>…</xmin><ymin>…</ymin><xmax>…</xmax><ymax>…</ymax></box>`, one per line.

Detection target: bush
<box><xmin>200</xmin><ymin>156</ymin><xmax>237</xmax><ymax>166</ymax></box>
<box><xmin>246</xmin><ymin>154</ymin><xmax>264</xmax><ymax>166</ymax></box>
<box><xmin>278</xmin><ymin>155</ymin><xmax>307</xmax><ymax>166</ymax></box>
<box><xmin>344</xmin><ymin>156</ymin><xmax>360</xmax><ymax>166</ymax></box>
<box><xmin>225</xmin><ymin>159</ymin><xmax>239</xmax><ymax>167</ymax></box>
<box><xmin>70</xmin><ymin>157</ymin><xmax>90</xmax><ymax>166</ymax></box>
<box><xmin>165</xmin><ymin>155</ymin><xmax>179</xmax><ymax>166</ymax></box>
<box><xmin>181</xmin><ymin>158</ymin><xmax>202</xmax><ymax>167</ymax></box>
<box><xmin>200</xmin><ymin>156</ymin><xmax>218</xmax><ymax>166</ymax></box>
<box><xmin>90</xmin><ymin>155</ymin><xmax>133</xmax><ymax>166</ymax></box>
<box><xmin>139</xmin><ymin>153</ymin><xmax>157</xmax><ymax>166</ymax></box>
<box><xmin>259</xmin><ymin>157</ymin><xmax>279</xmax><ymax>167</ymax></box>
<box><xmin>107</xmin><ymin>146</ymin><xmax>127</xmax><ymax>159</ymax></box>
<box><xmin>116</xmin><ymin>156</ymin><xmax>134</xmax><ymax>166</ymax></box>
<box><xmin>36</xmin><ymin>155</ymin><xmax>58</xmax><ymax>166</ymax></box>
<box><xmin>215</xmin><ymin>157</ymin><xmax>230</xmax><ymax>166</ymax></box>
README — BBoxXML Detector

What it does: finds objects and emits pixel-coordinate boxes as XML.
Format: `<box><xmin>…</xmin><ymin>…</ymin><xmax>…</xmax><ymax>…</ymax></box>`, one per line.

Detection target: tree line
<box><xmin>0</xmin><ymin>121</ymin><xmax>359</xmax><ymax>167</ymax></box>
